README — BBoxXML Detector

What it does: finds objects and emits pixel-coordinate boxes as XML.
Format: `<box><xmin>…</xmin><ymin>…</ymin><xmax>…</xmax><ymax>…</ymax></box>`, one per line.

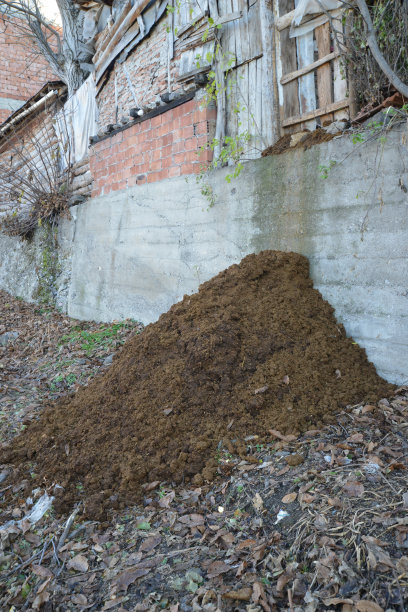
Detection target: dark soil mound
<box><xmin>4</xmin><ymin>251</ymin><xmax>393</xmax><ymax>517</ymax></box>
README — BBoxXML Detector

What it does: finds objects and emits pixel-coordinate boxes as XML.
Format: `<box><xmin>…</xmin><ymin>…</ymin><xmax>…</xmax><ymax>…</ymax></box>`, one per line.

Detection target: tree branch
<box><xmin>355</xmin><ymin>0</ymin><xmax>408</xmax><ymax>98</ymax></box>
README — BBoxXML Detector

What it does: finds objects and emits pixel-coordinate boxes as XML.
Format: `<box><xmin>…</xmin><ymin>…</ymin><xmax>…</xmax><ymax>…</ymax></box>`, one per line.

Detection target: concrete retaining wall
<box><xmin>1</xmin><ymin>126</ymin><xmax>407</xmax><ymax>383</ymax></box>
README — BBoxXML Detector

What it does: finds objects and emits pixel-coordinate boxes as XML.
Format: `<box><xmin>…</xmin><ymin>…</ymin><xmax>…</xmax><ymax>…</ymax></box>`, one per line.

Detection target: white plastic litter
<box><xmin>275</xmin><ymin>509</ymin><xmax>290</xmax><ymax>524</ymax></box>
<box><xmin>0</xmin><ymin>492</ymin><xmax>54</xmax><ymax>533</ymax></box>
<box><xmin>20</xmin><ymin>492</ymin><xmax>54</xmax><ymax>525</ymax></box>
<box><xmin>55</xmin><ymin>76</ymin><xmax>97</xmax><ymax>164</ymax></box>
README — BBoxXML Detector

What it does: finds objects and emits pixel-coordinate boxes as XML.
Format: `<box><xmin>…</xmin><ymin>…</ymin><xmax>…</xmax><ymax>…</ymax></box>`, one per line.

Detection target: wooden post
<box><xmin>315</xmin><ymin>22</ymin><xmax>333</xmax><ymax>126</ymax></box>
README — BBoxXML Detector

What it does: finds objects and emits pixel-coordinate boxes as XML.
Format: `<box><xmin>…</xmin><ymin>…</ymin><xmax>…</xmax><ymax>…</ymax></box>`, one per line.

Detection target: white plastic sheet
<box><xmin>290</xmin><ymin>0</ymin><xmax>342</xmax><ymax>37</ymax></box>
<box><xmin>55</xmin><ymin>76</ymin><xmax>97</xmax><ymax>165</ymax></box>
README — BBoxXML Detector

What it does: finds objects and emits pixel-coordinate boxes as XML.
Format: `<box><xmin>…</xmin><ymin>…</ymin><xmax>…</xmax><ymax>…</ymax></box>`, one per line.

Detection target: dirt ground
<box><xmin>4</xmin><ymin>251</ymin><xmax>393</xmax><ymax>519</ymax></box>
<box><xmin>0</xmin><ymin>261</ymin><xmax>407</xmax><ymax>612</ymax></box>
<box><xmin>262</xmin><ymin>130</ymin><xmax>337</xmax><ymax>157</ymax></box>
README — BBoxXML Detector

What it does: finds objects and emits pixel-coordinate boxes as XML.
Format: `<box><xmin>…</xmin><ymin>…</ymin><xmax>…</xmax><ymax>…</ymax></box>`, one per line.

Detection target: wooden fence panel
<box><xmin>275</xmin><ymin>1</ymin><xmax>350</xmax><ymax>133</ymax></box>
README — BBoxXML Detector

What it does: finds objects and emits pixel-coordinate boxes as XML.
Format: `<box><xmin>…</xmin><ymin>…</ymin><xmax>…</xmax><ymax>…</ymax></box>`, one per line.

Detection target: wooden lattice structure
<box><xmin>274</xmin><ymin>0</ymin><xmax>349</xmax><ymax>133</ymax></box>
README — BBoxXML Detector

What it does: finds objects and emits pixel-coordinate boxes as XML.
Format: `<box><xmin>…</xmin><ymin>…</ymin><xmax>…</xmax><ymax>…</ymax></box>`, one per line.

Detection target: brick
<box><xmin>184</xmin><ymin>138</ymin><xmax>197</xmax><ymax>152</ymax></box>
<box><xmin>150</xmin><ymin>159</ymin><xmax>162</xmax><ymax>171</ymax></box>
<box><xmin>147</xmin><ymin>168</ymin><xmax>169</xmax><ymax>183</ymax></box>
<box><xmin>168</xmin><ymin>165</ymin><xmax>181</xmax><ymax>178</ymax></box>
<box><xmin>173</xmin><ymin>152</ymin><xmax>186</xmax><ymax>165</ymax></box>
<box><xmin>180</xmin><ymin>161</ymin><xmax>200</xmax><ymax>175</ymax></box>
<box><xmin>162</xmin><ymin>155</ymin><xmax>173</xmax><ymax>168</ymax></box>
<box><xmin>193</xmin><ymin>121</ymin><xmax>209</xmax><ymax>136</ymax></box>
<box><xmin>185</xmin><ymin>149</ymin><xmax>201</xmax><ymax>162</ymax></box>
<box><xmin>150</xmin><ymin>115</ymin><xmax>162</xmax><ymax>128</ymax></box>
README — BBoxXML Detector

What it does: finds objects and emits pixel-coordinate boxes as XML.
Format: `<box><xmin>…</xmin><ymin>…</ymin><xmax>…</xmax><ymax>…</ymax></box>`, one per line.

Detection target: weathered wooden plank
<box><xmin>295</xmin><ymin>2</ymin><xmax>316</xmax><ymax>131</ymax></box>
<box><xmin>315</xmin><ymin>22</ymin><xmax>333</xmax><ymax>125</ymax></box>
<box><xmin>175</xmin><ymin>10</ymin><xmax>208</xmax><ymax>38</ymax></box>
<box><xmin>238</xmin><ymin>0</ymin><xmax>250</xmax><ymax>66</ymax></box>
<box><xmin>254</xmin><ymin>57</ymin><xmax>263</xmax><ymax>151</ymax></box>
<box><xmin>232</xmin><ymin>0</ymin><xmax>243</xmax><ymax>65</ymax></box>
<box><xmin>278</xmin><ymin>0</ymin><xmax>299</xmax><ymax>128</ymax></box>
<box><xmin>281</xmin><ymin>98</ymin><xmax>349</xmax><ymax>127</ymax></box>
<box><xmin>332</xmin><ymin>15</ymin><xmax>349</xmax><ymax>121</ymax></box>
<box><xmin>94</xmin><ymin>0</ymin><xmax>149</xmax><ymax>72</ymax></box>
<box><xmin>248</xmin><ymin>0</ymin><xmax>262</xmax><ymax>61</ymax></box>
<box><xmin>276</xmin><ymin>8</ymin><xmax>295</xmax><ymax>31</ymax></box>
<box><xmin>93</xmin><ymin>1</ymin><xmax>132</xmax><ymax>63</ymax></box>
<box><xmin>259</xmin><ymin>0</ymin><xmax>277</xmax><ymax>145</ymax></box>
<box><xmin>95</xmin><ymin>21</ymin><xmax>140</xmax><ymax>83</ymax></box>
<box><xmin>247</xmin><ymin>58</ymin><xmax>257</xmax><ymax>158</ymax></box>
<box><xmin>281</xmin><ymin>51</ymin><xmax>339</xmax><ymax>85</ymax></box>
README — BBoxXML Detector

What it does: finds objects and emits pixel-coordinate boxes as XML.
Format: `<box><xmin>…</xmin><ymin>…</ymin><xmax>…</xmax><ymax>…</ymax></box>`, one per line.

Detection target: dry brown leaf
<box><xmin>71</xmin><ymin>594</ymin><xmax>88</xmax><ymax>605</ymax></box>
<box><xmin>139</xmin><ymin>535</ymin><xmax>161</xmax><ymax>552</ymax></box>
<box><xmin>388</xmin><ymin>462</ymin><xmax>405</xmax><ymax>471</ymax></box>
<box><xmin>324</xmin><ymin>597</ymin><xmax>354</xmax><ymax>606</ymax></box>
<box><xmin>31</xmin><ymin>564</ymin><xmax>53</xmax><ymax>578</ymax></box>
<box><xmin>356</xmin><ymin>600</ymin><xmax>384</xmax><ymax>612</ymax></box>
<box><xmin>252</xmin><ymin>493</ymin><xmax>264</xmax><ymax>512</ymax></box>
<box><xmin>276</xmin><ymin>570</ymin><xmax>291</xmax><ymax>594</ymax></box>
<box><xmin>252</xmin><ymin>581</ymin><xmax>271</xmax><ymax>611</ymax></box>
<box><xmin>206</xmin><ymin>560</ymin><xmax>231</xmax><ymax>578</ymax></box>
<box><xmin>158</xmin><ymin>491</ymin><xmax>175</xmax><ymax>508</ymax></box>
<box><xmin>114</xmin><ymin>567</ymin><xmax>150</xmax><ymax>592</ymax></box>
<box><xmin>237</xmin><ymin>538</ymin><xmax>257</xmax><ymax>550</ymax></box>
<box><xmin>300</xmin><ymin>493</ymin><xmax>315</xmax><ymax>504</ymax></box>
<box><xmin>281</xmin><ymin>492</ymin><xmax>297</xmax><ymax>503</ymax></box>
<box><xmin>269</xmin><ymin>429</ymin><xmax>297</xmax><ymax>442</ymax></box>
<box><xmin>223</xmin><ymin>587</ymin><xmax>252</xmax><ymax>601</ymax></box>
<box><xmin>32</xmin><ymin>588</ymin><xmax>50</xmax><ymax>610</ymax></box>
<box><xmin>66</xmin><ymin>554</ymin><xmax>89</xmax><ymax>573</ymax></box>
<box><xmin>276</xmin><ymin>465</ymin><xmax>290</xmax><ymax>476</ymax></box>
<box><xmin>362</xmin><ymin>405</ymin><xmax>375</xmax><ymax>413</ymax></box>
<box><xmin>396</xmin><ymin>556</ymin><xmax>408</xmax><ymax>573</ymax></box>
<box><xmin>347</xmin><ymin>433</ymin><xmax>364</xmax><ymax>443</ymax></box>
<box><xmin>343</xmin><ymin>481</ymin><xmax>364</xmax><ymax>498</ymax></box>
<box><xmin>142</xmin><ymin>481</ymin><xmax>160</xmax><ymax>491</ymax></box>
<box><xmin>253</xmin><ymin>543</ymin><xmax>267</xmax><ymax>562</ymax></box>
<box><xmin>365</xmin><ymin>542</ymin><xmax>394</xmax><ymax>571</ymax></box>
<box><xmin>328</xmin><ymin>497</ymin><xmax>342</xmax><ymax>508</ymax></box>
<box><xmin>236</xmin><ymin>560</ymin><xmax>247</xmax><ymax>577</ymax></box>
<box><xmin>37</xmin><ymin>577</ymin><xmax>51</xmax><ymax>594</ymax></box>
<box><xmin>178</xmin><ymin>513</ymin><xmax>205</xmax><ymax>527</ymax></box>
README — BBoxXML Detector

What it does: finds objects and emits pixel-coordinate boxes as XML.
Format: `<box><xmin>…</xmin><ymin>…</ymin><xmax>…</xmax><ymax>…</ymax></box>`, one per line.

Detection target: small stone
<box><xmin>290</xmin><ymin>131</ymin><xmax>309</xmax><ymax>147</ymax></box>
<box><xmin>103</xmin><ymin>354</ymin><xmax>114</xmax><ymax>366</ymax></box>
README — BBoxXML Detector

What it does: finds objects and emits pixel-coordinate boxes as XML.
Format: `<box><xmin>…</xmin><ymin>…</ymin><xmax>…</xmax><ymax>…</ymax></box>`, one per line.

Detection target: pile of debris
<box><xmin>4</xmin><ymin>251</ymin><xmax>393</xmax><ymax>518</ymax></box>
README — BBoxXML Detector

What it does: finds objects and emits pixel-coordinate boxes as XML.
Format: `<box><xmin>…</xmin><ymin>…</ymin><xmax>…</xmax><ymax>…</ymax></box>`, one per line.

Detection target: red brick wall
<box><xmin>90</xmin><ymin>99</ymin><xmax>215</xmax><ymax>197</ymax></box>
<box><xmin>0</xmin><ymin>13</ymin><xmax>56</xmax><ymax>122</ymax></box>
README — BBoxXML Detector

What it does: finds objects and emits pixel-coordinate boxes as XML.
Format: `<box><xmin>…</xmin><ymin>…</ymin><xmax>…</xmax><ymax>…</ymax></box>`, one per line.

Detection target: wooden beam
<box><xmin>93</xmin><ymin>1</ymin><xmax>132</xmax><ymax>63</ymax></box>
<box><xmin>281</xmin><ymin>99</ymin><xmax>349</xmax><ymax>127</ymax></box>
<box><xmin>315</xmin><ymin>22</ymin><xmax>333</xmax><ymax>125</ymax></box>
<box><xmin>280</xmin><ymin>51</ymin><xmax>339</xmax><ymax>85</ymax></box>
<box><xmin>93</xmin><ymin>0</ymin><xmax>150</xmax><ymax>73</ymax></box>
<box><xmin>276</xmin><ymin>9</ymin><xmax>295</xmax><ymax>31</ymax></box>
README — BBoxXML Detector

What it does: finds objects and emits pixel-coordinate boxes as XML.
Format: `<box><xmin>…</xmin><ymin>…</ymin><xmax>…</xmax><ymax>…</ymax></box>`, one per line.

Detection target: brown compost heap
<box><xmin>4</xmin><ymin>251</ymin><xmax>393</xmax><ymax>517</ymax></box>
